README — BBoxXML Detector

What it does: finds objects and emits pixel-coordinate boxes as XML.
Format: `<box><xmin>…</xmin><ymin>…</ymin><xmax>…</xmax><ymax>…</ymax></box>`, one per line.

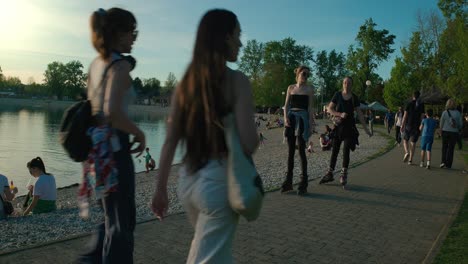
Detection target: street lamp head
<box><xmin>365</xmin><ymin>80</ymin><xmax>371</xmax><ymax>86</ymax></box>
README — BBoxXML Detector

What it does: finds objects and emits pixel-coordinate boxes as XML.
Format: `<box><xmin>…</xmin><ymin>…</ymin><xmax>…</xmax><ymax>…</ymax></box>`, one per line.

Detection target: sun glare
<box><xmin>0</xmin><ymin>1</ymin><xmax>43</xmax><ymax>50</ymax></box>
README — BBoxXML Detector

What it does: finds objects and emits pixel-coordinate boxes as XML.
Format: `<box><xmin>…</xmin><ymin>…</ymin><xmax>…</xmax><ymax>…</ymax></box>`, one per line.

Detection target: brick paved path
<box><xmin>1</xmin><ymin>140</ymin><xmax>466</xmax><ymax>264</ymax></box>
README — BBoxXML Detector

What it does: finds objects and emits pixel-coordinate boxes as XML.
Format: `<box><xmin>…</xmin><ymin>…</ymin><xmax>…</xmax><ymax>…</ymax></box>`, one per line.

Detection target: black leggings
<box><xmin>286</xmin><ymin>134</ymin><xmax>307</xmax><ymax>178</ymax></box>
<box><xmin>329</xmin><ymin>136</ymin><xmax>352</xmax><ymax>172</ymax></box>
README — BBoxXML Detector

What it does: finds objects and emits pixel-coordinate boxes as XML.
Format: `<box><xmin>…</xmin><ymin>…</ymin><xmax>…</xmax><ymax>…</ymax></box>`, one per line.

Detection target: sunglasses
<box><xmin>132</xmin><ymin>30</ymin><xmax>139</xmax><ymax>40</ymax></box>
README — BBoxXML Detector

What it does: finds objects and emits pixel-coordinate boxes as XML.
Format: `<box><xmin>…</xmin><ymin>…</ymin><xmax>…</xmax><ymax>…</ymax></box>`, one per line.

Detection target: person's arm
<box><xmin>3</xmin><ymin>186</ymin><xmax>17</xmax><ymax>201</ymax></box>
<box><xmin>308</xmin><ymin>86</ymin><xmax>316</xmax><ymax>134</ymax></box>
<box><xmin>327</xmin><ymin>93</ymin><xmax>342</xmax><ymax>118</ymax></box>
<box><xmin>234</xmin><ymin>72</ymin><xmax>259</xmax><ymax>155</ymax></box>
<box><xmin>283</xmin><ymin>86</ymin><xmax>292</xmax><ymax>127</ymax></box>
<box><xmin>104</xmin><ymin>61</ymin><xmax>145</xmax><ymax>156</ymax></box>
<box><xmin>419</xmin><ymin>120</ymin><xmax>424</xmax><ymax>131</ymax></box>
<box><xmin>439</xmin><ymin>111</ymin><xmax>445</xmax><ymax>129</ymax></box>
<box><xmin>401</xmin><ymin>111</ymin><xmax>408</xmax><ymax>132</ymax></box>
<box><xmin>23</xmin><ymin>195</ymin><xmax>39</xmax><ymax>216</ymax></box>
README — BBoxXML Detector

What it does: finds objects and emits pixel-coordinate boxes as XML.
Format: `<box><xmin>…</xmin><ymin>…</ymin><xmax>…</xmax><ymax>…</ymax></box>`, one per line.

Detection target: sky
<box><xmin>0</xmin><ymin>0</ymin><xmax>442</xmax><ymax>85</ymax></box>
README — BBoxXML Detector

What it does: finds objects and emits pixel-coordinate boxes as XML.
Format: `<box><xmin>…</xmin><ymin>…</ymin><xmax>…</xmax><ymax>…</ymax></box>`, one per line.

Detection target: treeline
<box><xmin>238</xmin><ymin>17</ymin><xmax>395</xmax><ymax>109</ymax></box>
<box><xmin>238</xmin><ymin>0</ymin><xmax>466</xmax><ymax>110</ymax></box>
<box><xmin>384</xmin><ymin>0</ymin><xmax>467</xmax><ymax>109</ymax></box>
<box><xmin>0</xmin><ymin>62</ymin><xmax>177</xmax><ymax>103</ymax></box>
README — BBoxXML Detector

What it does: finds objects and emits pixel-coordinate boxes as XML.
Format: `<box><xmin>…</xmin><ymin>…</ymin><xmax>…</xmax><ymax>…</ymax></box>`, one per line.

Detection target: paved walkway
<box><xmin>1</xmin><ymin>139</ymin><xmax>467</xmax><ymax>264</ymax></box>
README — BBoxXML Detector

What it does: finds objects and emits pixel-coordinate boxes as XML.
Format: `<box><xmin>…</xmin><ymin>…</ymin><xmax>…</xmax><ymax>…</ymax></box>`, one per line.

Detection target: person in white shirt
<box><xmin>394</xmin><ymin>107</ymin><xmax>404</xmax><ymax>146</ymax></box>
<box><xmin>439</xmin><ymin>99</ymin><xmax>463</xmax><ymax>169</ymax></box>
<box><xmin>23</xmin><ymin>157</ymin><xmax>57</xmax><ymax>215</ymax></box>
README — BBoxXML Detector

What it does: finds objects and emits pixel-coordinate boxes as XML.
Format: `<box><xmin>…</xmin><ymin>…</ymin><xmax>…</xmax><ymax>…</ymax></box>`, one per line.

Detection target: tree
<box><xmin>238</xmin><ymin>39</ymin><xmax>265</xmax><ymax>82</ymax></box>
<box><xmin>346</xmin><ymin>18</ymin><xmax>395</xmax><ymax>101</ymax></box>
<box><xmin>384</xmin><ymin>58</ymin><xmax>413</xmax><ymax>110</ymax></box>
<box><xmin>314</xmin><ymin>49</ymin><xmax>346</xmax><ymax>105</ymax></box>
<box><xmin>142</xmin><ymin>77</ymin><xmax>161</xmax><ymax>105</ymax></box>
<box><xmin>63</xmin><ymin>60</ymin><xmax>86</xmax><ymax>99</ymax></box>
<box><xmin>162</xmin><ymin>72</ymin><xmax>177</xmax><ymax>95</ymax></box>
<box><xmin>0</xmin><ymin>66</ymin><xmax>4</xmax><ymax>84</ymax></box>
<box><xmin>43</xmin><ymin>61</ymin><xmax>86</xmax><ymax>99</ymax></box>
<box><xmin>438</xmin><ymin>0</ymin><xmax>468</xmax><ymax>20</ymax></box>
<box><xmin>260</xmin><ymin>38</ymin><xmax>314</xmax><ymax>106</ymax></box>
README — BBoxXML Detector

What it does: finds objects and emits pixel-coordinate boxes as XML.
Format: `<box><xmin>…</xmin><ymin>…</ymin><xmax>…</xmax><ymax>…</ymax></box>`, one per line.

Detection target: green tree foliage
<box><xmin>438</xmin><ymin>0</ymin><xmax>468</xmax><ymax>20</ymax></box>
<box><xmin>238</xmin><ymin>37</ymin><xmax>313</xmax><ymax>107</ymax></box>
<box><xmin>314</xmin><ymin>49</ymin><xmax>346</xmax><ymax>104</ymax></box>
<box><xmin>384</xmin><ymin>58</ymin><xmax>412</xmax><ymax>110</ymax></box>
<box><xmin>43</xmin><ymin>60</ymin><xmax>86</xmax><ymax>99</ymax></box>
<box><xmin>346</xmin><ymin>18</ymin><xmax>395</xmax><ymax>101</ymax></box>
<box><xmin>0</xmin><ymin>66</ymin><xmax>4</xmax><ymax>84</ymax></box>
<box><xmin>162</xmin><ymin>72</ymin><xmax>177</xmax><ymax>95</ymax></box>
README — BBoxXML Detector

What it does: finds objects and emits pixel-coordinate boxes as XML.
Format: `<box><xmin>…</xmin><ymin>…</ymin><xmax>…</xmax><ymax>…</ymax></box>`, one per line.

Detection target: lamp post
<box><xmin>365</xmin><ymin>80</ymin><xmax>371</xmax><ymax>103</ymax></box>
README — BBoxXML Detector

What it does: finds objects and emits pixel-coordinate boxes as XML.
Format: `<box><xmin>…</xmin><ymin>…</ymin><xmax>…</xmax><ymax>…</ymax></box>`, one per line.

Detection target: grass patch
<box><xmin>433</xmin><ymin>143</ymin><xmax>468</xmax><ymax>264</ymax></box>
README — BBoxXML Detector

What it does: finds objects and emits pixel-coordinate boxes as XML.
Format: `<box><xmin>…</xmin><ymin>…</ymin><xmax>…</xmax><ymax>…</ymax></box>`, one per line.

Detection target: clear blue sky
<box><xmin>0</xmin><ymin>0</ymin><xmax>441</xmax><ymax>84</ymax></box>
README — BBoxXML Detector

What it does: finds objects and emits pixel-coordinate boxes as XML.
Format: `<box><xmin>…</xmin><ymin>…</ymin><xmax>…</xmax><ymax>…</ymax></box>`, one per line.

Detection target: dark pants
<box><xmin>77</xmin><ymin>130</ymin><xmax>136</xmax><ymax>264</ymax></box>
<box><xmin>329</xmin><ymin>136</ymin><xmax>352</xmax><ymax>172</ymax></box>
<box><xmin>441</xmin><ymin>131</ymin><xmax>458</xmax><ymax>168</ymax></box>
<box><xmin>283</xmin><ymin>114</ymin><xmax>308</xmax><ymax>190</ymax></box>
<box><xmin>457</xmin><ymin>132</ymin><xmax>463</xmax><ymax>150</ymax></box>
<box><xmin>387</xmin><ymin>121</ymin><xmax>394</xmax><ymax>134</ymax></box>
<box><xmin>395</xmin><ymin>126</ymin><xmax>401</xmax><ymax>144</ymax></box>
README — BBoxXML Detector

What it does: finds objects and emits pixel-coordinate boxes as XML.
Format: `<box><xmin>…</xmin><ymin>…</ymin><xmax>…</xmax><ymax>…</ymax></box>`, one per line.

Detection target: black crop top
<box><xmin>289</xmin><ymin>94</ymin><xmax>309</xmax><ymax>110</ymax></box>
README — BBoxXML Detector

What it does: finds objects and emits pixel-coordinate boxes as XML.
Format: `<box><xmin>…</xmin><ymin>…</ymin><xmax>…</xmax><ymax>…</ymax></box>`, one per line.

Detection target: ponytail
<box><xmin>27</xmin><ymin>157</ymin><xmax>49</xmax><ymax>175</ymax></box>
<box><xmin>90</xmin><ymin>7</ymin><xmax>137</xmax><ymax>59</ymax></box>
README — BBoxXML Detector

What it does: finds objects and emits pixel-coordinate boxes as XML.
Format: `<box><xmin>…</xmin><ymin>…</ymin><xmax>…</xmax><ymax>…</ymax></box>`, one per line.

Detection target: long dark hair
<box><xmin>27</xmin><ymin>157</ymin><xmax>49</xmax><ymax>175</ymax></box>
<box><xmin>174</xmin><ymin>9</ymin><xmax>238</xmax><ymax>172</ymax></box>
<box><xmin>90</xmin><ymin>8</ymin><xmax>137</xmax><ymax>58</ymax></box>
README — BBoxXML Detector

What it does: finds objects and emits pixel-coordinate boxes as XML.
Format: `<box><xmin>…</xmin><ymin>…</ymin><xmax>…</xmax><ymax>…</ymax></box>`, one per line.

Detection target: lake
<box><xmin>0</xmin><ymin>104</ymin><xmax>184</xmax><ymax>195</ymax></box>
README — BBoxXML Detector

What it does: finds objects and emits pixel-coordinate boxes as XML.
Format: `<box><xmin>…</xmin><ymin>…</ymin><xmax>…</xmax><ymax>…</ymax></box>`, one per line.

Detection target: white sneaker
<box><xmin>403</xmin><ymin>153</ymin><xmax>410</xmax><ymax>163</ymax></box>
<box><xmin>440</xmin><ymin>163</ymin><xmax>446</xmax><ymax>168</ymax></box>
<box><xmin>420</xmin><ymin>162</ymin><xmax>424</xmax><ymax>168</ymax></box>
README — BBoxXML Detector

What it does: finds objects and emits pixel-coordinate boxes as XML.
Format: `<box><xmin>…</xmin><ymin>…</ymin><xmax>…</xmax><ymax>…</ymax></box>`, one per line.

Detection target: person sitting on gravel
<box><xmin>319</xmin><ymin>133</ymin><xmax>332</xmax><ymax>151</ymax></box>
<box><xmin>1</xmin><ymin>173</ymin><xmax>18</xmax><ymax>219</ymax></box>
<box><xmin>23</xmin><ymin>157</ymin><xmax>57</xmax><ymax>215</ymax></box>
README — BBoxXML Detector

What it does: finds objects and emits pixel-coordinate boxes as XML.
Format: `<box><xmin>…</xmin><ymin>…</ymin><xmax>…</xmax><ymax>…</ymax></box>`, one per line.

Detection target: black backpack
<box><xmin>59</xmin><ymin>59</ymin><xmax>123</xmax><ymax>162</ymax></box>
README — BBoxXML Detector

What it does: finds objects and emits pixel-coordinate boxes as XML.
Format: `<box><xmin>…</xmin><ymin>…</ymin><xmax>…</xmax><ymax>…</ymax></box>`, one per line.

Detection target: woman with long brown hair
<box><xmin>151</xmin><ymin>9</ymin><xmax>258</xmax><ymax>263</ymax></box>
<box><xmin>281</xmin><ymin>66</ymin><xmax>315</xmax><ymax>195</ymax></box>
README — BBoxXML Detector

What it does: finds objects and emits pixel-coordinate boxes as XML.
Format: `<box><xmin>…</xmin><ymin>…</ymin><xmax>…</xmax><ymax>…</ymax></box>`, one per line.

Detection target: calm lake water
<box><xmin>0</xmin><ymin>104</ymin><xmax>183</xmax><ymax>195</ymax></box>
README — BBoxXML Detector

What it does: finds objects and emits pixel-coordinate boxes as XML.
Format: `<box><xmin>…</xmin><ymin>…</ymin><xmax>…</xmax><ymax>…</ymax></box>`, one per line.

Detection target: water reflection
<box><xmin>0</xmin><ymin>104</ymin><xmax>183</xmax><ymax>195</ymax></box>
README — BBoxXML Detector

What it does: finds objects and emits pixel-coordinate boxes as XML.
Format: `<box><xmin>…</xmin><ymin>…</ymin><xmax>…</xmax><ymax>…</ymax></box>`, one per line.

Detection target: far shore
<box><xmin>0</xmin><ymin>97</ymin><xmax>171</xmax><ymax>116</ymax></box>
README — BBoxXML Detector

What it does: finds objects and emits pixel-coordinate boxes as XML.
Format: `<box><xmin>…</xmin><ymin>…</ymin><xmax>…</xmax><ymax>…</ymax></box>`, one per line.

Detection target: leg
<box><xmin>340</xmin><ymin>137</ymin><xmax>352</xmax><ymax>186</ymax></box>
<box><xmin>426</xmin><ymin>150</ymin><xmax>431</xmax><ymax>168</ymax></box>
<box><xmin>297</xmin><ymin>136</ymin><xmax>308</xmax><ymax>193</ymax></box>
<box><xmin>409</xmin><ymin>141</ymin><xmax>416</xmax><ymax>163</ymax></box>
<box><xmin>76</xmin><ymin>222</ymin><xmax>105</xmax><ymax>264</ymax></box>
<box><xmin>420</xmin><ymin>150</ymin><xmax>425</xmax><ymax>163</ymax></box>
<box><xmin>446</xmin><ymin>132</ymin><xmax>458</xmax><ymax>168</ymax></box>
<box><xmin>403</xmin><ymin>139</ymin><xmax>409</xmax><ymax>161</ymax></box>
<box><xmin>281</xmin><ymin>135</ymin><xmax>296</xmax><ymax>192</ymax></box>
<box><xmin>320</xmin><ymin>137</ymin><xmax>342</xmax><ymax>184</ymax></box>
<box><xmin>441</xmin><ymin>131</ymin><xmax>449</xmax><ymax>166</ymax></box>
<box><xmin>395</xmin><ymin>126</ymin><xmax>401</xmax><ymax>145</ymax></box>
<box><xmin>187</xmin><ymin>167</ymin><xmax>239</xmax><ymax>264</ymax></box>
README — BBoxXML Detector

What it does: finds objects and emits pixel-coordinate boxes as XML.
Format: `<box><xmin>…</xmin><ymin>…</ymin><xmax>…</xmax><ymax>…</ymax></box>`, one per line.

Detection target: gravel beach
<box><xmin>0</xmin><ymin>119</ymin><xmax>392</xmax><ymax>253</ymax></box>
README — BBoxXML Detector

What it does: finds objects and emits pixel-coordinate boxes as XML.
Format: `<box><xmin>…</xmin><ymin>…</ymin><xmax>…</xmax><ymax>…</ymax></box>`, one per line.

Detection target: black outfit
<box><xmin>282</xmin><ymin>94</ymin><xmax>309</xmax><ymax>192</ymax></box>
<box><xmin>328</xmin><ymin>92</ymin><xmax>360</xmax><ymax>172</ymax></box>
<box><xmin>404</xmin><ymin>99</ymin><xmax>425</xmax><ymax>142</ymax></box>
<box><xmin>441</xmin><ymin>131</ymin><xmax>458</xmax><ymax>168</ymax></box>
<box><xmin>77</xmin><ymin>130</ymin><xmax>136</xmax><ymax>264</ymax></box>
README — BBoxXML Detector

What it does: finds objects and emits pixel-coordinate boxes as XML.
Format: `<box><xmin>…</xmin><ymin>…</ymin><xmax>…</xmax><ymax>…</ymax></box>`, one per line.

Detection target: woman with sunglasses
<box><xmin>281</xmin><ymin>66</ymin><xmax>316</xmax><ymax>195</ymax></box>
<box><xmin>77</xmin><ymin>7</ymin><xmax>145</xmax><ymax>264</ymax></box>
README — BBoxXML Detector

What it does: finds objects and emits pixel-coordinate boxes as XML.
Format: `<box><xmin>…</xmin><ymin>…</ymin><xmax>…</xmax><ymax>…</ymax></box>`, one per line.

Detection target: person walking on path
<box><xmin>400</xmin><ymin>91</ymin><xmax>425</xmax><ymax>165</ymax></box>
<box><xmin>439</xmin><ymin>99</ymin><xmax>463</xmax><ymax>169</ymax></box>
<box><xmin>319</xmin><ymin>77</ymin><xmax>371</xmax><ymax>188</ymax></box>
<box><xmin>394</xmin><ymin>107</ymin><xmax>403</xmax><ymax>146</ymax></box>
<box><xmin>367</xmin><ymin>109</ymin><xmax>374</xmax><ymax>136</ymax></box>
<box><xmin>259</xmin><ymin>132</ymin><xmax>267</xmax><ymax>148</ymax></box>
<box><xmin>151</xmin><ymin>9</ymin><xmax>258</xmax><ymax>263</ymax></box>
<box><xmin>384</xmin><ymin>109</ymin><xmax>394</xmax><ymax>134</ymax></box>
<box><xmin>77</xmin><ymin>8</ymin><xmax>146</xmax><ymax>264</ymax></box>
<box><xmin>419</xmin><ymin>109</ymin><xmax>437</xmax><ymax>169</ymax></box>
<box><xmin>145</xmin><ymin>148</ymin><xmax>156</xmax><ymax>173</ymax></box>
<box><xmin>280</xmin><ymin>65</ymin><xmax>316</xmax><ymax>195</ymax></box>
